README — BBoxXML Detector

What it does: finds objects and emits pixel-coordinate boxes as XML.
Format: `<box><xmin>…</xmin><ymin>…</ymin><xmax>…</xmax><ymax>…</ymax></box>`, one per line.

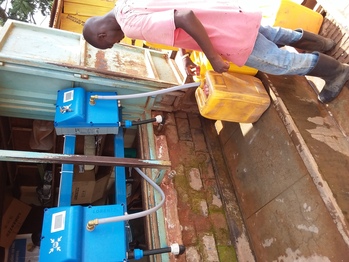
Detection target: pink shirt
<box><xmin>114</xmin><ymin>0</ymin><xmax>262</xmax><ymax>66</ymax></box>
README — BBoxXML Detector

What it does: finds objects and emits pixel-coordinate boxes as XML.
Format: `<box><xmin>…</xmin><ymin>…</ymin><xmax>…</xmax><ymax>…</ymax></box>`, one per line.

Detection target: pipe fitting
<box><xmin>89</xmin><ymin>95</ymin><xmax>98</xmax><ymax>106</ymax></box>
<box><xmin>86</xmin><ymin>219</ymin><xmax>99</xmax><ymax>231</ymax></box>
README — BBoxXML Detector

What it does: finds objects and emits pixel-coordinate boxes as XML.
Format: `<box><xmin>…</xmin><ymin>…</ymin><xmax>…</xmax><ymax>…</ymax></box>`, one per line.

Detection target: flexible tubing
<box><xmin>94</xmin><ymin>82</ymin><xmax>200</xmax><ymax>100</ymax></box>
<box><xmin>97</xmin><ymin>167</ymin><xmax>165</xmax><ymax>224</ymax></box>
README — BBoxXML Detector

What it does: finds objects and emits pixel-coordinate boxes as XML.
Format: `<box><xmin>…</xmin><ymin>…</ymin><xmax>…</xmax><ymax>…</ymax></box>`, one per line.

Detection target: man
<box><xmin>83</xmin><ymin>0</ymin><xmax>349</xmax><ymax>103</ymax></box>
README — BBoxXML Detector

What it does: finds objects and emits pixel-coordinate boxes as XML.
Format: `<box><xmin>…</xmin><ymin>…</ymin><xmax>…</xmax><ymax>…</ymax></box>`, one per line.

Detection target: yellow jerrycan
<box><xmin>195</xmin><ymin>71</ymin><xmax>271</xmax><ymax>123</ymax></box>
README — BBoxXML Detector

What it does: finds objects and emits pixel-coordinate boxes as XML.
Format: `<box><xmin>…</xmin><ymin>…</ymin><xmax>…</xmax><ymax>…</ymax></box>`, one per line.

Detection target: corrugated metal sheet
<box><xmin>0</xmin><ymin>20</ymin><xmax>184</xmax><ymax>121</ymax></box>
<box><xmin>51</xmin><ymin>0</ymin><xmax>115</xmax><ymax>33</ymax></box>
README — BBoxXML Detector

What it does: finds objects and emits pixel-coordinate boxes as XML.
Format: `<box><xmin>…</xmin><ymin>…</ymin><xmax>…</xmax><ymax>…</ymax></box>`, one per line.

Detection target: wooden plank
<box><xmin>0</xmin><ymin>117</ymin><xmax>15</xmax><ymax>185</ymax></box>
<box><xmin>64</xmin><ymin>0</ymin><xmax>115</xmax><ymax>7</ymax></box>
<box><xmin>63</xmin><ymin>2</ymin><xmax>112</xmax><ymax>17</ymax></box>
<box><xmin>60</xmin><ymin>13</ymin><xmax>88</xmax><ymax>33</ymax></box>
<box><xmin>318</xmin><ymin>13</ymin><xmax>349</xmax><ymax>63</ymax></box>
<box><xmin>11</xmin><ymin>129</ymin><xmax>32</xmax><ymax>151</ymax></box>
<box><xmin>316</xmin><ymin>0</ymin><xmax>349</xmax><ymax>33</ymax></box>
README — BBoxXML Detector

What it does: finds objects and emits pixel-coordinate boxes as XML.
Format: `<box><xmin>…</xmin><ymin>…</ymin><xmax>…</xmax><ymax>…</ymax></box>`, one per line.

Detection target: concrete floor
<box><xmin>147</xmin><ymin>72</ymin><xmax>349</xmax><ymax>261</ymax></box>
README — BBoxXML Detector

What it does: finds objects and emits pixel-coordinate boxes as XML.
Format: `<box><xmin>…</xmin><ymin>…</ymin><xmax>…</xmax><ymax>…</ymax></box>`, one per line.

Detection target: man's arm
<box><xmin>174</xmin><ymin>10</ymin><xmax>229</xmax><ymax>73</ymax></box>
<box><xmin>178</xmin><ymin>48</ymin><xmax>199</xmax><ymax>76</ymax></box>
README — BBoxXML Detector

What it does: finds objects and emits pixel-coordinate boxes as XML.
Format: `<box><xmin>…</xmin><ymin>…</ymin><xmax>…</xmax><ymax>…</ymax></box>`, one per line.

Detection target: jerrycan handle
<box><xmin>195</xmin><ymin>85</ymin><xmax>208</xmax><ymax>109</ymax></box>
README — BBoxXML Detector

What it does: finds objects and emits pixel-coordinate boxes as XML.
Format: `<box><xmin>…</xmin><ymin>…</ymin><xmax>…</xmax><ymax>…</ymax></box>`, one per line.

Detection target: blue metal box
<box><xmin>40</xmin><ymin>205</ymin><xmax>127</xmax><ymax>262</ymax></box>
<box><xmin>54</xmin><ymin>87</ymin><xmax>120</xmax><ymax>135</ymax></box>
<box><xmin>40</xmin><ymin>206</ymin><xmax>83</xmax><ymax>261</ymax></box>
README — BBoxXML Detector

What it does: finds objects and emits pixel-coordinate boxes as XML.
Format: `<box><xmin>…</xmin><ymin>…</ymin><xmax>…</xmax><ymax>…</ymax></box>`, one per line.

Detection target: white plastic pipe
<box><xmin>92</xmin><ymin>82</ymin><xmax>200</xmax><ymax>100</ymax></box>
<box><xmin>96</xmin><ymin>167</ymin><xmax>165</xmax><ymax>225</ymax></box>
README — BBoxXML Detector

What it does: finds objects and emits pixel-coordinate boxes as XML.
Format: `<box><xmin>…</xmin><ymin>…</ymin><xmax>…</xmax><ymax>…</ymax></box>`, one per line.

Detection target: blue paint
<box><xmin>43</xmin><ymin>88</ymin><xmax>128</xmax><ymax>261</ymax></box>
<box><xmin>58</xmin><ymin>135</ymin><xmax>76</xmax><ymax>207</ymax></box>
<box><xmin>40</xmin><ymin>205</ymin><xmax>127</xmax><ymax>262</ymax></box>
<box><xmin>114</xmin><ymin>127</ymin><xmax>127</xmax><ymax>207</ymax></box>
<box><xmin>54</xmin><ymin>88</ymin><xmax>119</xmax><ymax>135</ymax></box>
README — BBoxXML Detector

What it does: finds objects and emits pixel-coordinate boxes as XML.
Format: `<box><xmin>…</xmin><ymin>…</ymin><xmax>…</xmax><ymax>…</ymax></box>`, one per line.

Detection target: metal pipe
<box><xmin>0</xmin><ymin>149</ymin><xmax>171</xmax><ymax>168</ymax></box>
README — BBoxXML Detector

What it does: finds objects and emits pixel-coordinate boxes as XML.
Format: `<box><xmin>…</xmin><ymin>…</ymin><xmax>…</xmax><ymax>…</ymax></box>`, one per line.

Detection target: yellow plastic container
<box><xmin>120</xmin><ymin>37</ymin><xmax>144</xmax><ymax>47</ymax></box>
<box><xmin>195</xmin><ymin>71</ymin><xmax>271</xmax><ymax>123</ymax></box>
<box><xmin>260</xmin><ymin>0</ymin><xmax>324</xmax><ymax>34</ymax></box>
<box><xmin>145</xmin><ymin>42</ymin><xmax>179</xmax><ymax>51</ymax></box>
<box><xmin>190</xmin><ymin>51</ymin><xmax>258</xmax><ymax>82</ymax></box>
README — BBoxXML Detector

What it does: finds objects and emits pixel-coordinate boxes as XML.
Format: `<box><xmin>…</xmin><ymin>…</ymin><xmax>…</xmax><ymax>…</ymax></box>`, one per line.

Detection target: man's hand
<box><xmin>174</xmin><ymin>10</ymin><xmax>229</xmax><ymax>73</ymax></box>
<box><xmin>182</xmin><ymin>55</ymin><xmax>200</xmax><ymax>76</ymax></box>
<box><xmin>175</xmin><ymin>10</ymin><xmax>230</xmax><ymax>74</ymax></box>
<box><xmin>209</xmin><ymin>55</ymin><xmax>230</xmax><ymax>73</ymax></box>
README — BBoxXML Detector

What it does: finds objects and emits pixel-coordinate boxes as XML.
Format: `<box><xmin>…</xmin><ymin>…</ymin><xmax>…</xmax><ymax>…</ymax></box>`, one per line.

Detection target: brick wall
<box><xmin>154</xmin><ymin>111</ymin><xmax>237</xmax><ymax>262</ymax></box>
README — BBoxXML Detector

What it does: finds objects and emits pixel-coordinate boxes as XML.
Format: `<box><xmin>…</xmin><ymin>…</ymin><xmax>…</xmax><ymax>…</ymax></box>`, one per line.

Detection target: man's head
<box><xmin>83</xmin><ymin>11</ymin><xmax>125</xmax><ymax>49</ymax></box>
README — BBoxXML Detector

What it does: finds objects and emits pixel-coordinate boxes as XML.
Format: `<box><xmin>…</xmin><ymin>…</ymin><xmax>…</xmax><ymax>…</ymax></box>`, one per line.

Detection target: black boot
<box><xmin>307</xmin><ymin>52</ymin><xmax>349</xmax><ymax>103</ymax></box>
<box><xmin>290</xmin><ymin>29</ymin><xmax>336</xmax><ymax>53</ymax></box>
